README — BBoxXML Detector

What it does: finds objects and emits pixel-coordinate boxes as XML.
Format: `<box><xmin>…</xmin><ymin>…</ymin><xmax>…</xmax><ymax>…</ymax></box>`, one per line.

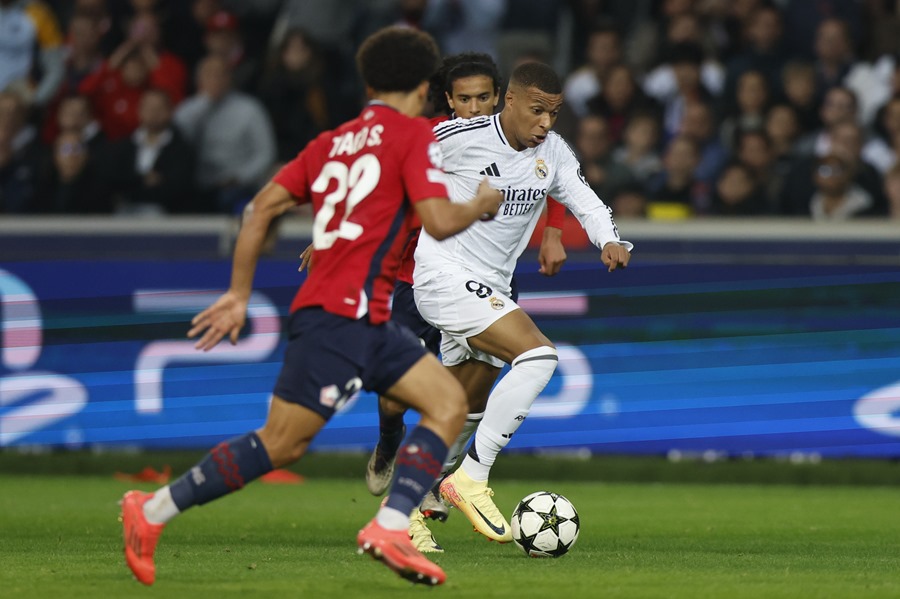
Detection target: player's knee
<box><xmin>512</xmin><ymin>346</ymin><xmax>558</xmax><ymax>385</ymax></box>
<box><xmin>257</xmin><ymin>428</ymin><xmax>310</xmax><ymax>468</ymax></box>
<box><xmin>379</xmin><ymin>395</ymin><xmax>406</xmax><ymax>418</ymax></box>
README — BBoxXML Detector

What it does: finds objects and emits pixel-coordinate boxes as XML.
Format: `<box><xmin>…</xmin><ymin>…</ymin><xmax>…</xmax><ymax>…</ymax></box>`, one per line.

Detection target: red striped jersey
<box><xmin>274</xmin><ymin>103</ymin><xmax>448</xmax><ymax>323</ymax></box>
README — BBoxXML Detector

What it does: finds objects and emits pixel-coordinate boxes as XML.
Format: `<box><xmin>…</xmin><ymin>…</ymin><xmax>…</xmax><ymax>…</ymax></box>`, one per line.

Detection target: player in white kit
<box><xmin>412</xmin><ymin>61</ymin><xmax>632</xmax><ymax>543</ymax></box>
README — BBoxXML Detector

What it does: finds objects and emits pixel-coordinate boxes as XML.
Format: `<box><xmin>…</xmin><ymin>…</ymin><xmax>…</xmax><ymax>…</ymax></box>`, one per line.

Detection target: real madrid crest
<box><xmin>535</xmin><ymin>158</ymin><xmax>549</xmax><ymax>179</ymax></box>
<box><xmin>489</xmin><ymin>296</ymin><xmax>505</xmax><ymax>310</ymax></box>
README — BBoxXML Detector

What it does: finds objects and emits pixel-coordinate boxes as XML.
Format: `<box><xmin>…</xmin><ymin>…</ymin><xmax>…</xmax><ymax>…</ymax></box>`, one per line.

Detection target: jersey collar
<box><xmin>491</xmin><ymin>114</ymin><xmax>510</xmax><ymax>147</ymax></box>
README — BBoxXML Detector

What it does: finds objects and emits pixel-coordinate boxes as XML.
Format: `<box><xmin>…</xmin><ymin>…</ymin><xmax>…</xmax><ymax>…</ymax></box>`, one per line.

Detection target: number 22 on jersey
<box><xmin>310</xmin><ymin>155</ymin><xmax>381</xmax><ymax>249</ymax></box>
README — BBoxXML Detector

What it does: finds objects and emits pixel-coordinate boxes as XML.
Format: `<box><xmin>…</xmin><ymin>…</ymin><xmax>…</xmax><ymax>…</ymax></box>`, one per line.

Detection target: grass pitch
<box><xmin>0</xmin><ymin>469</ymin><xmax>898</xmax><ymax>599</ymax></box>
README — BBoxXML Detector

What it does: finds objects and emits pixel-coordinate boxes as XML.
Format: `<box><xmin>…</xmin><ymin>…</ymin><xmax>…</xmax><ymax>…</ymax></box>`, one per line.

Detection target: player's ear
<box><xmin>445</xmin><ymin>91</ymin><xmax>454</xmax><ymax>110</ymax></box>
<box><xmin>416</xmin><ymin>80</ymin><xmax>429</xmax><ymax>100</ymax></box>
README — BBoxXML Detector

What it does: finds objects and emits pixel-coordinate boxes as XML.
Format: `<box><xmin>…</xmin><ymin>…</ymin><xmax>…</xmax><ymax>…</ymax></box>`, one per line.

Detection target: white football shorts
<box><xmin>413</xmin><ymin>270</ymin><xmax>519</xmax><ymax>368</ymax></box>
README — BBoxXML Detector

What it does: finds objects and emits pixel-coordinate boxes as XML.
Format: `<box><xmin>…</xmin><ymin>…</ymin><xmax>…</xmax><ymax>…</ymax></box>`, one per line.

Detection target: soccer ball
<box><xmin>510</xmin><ymin>491</ymin><xmax>580</xmax><ymax>558</ymax></box>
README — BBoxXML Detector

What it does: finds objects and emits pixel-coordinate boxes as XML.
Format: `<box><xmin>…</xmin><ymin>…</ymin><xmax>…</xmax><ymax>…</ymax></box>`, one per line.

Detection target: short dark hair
<box><xmin>428</xmin><ymin>52</ymin><xmax>502</xmax><ymax>115</ymax></box>
<box><xmin>356</xmin><ymin>26</ymin><xmax>440</xmax><ymax>93</ymax></box>
<box><xmin>509</xmin><ymin>61</ymin><xmax>562</xmax><ymax>95</ymax></box>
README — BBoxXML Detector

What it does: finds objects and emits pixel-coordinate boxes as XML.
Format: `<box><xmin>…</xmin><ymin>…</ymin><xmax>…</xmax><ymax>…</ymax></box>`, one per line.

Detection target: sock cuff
<box><xmin>247</xmin><ymin>431</ymin><xmax>274</xmax><ymax>471</ymax></box>
<box><xmin>466</xmin><ymin>412</ymin><xmax>485</xmax><ymax>423</ymax></box>
<box><xmin>512</xmin><ymin>345</ymin><xmax>558</xmax><ymax>367</ymax></box>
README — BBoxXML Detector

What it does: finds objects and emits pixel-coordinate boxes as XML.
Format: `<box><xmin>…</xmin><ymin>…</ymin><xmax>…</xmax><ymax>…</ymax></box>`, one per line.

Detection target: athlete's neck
<box><xmin>369</xmin><ymin>91</ymin><xmax>425</xmax><ymax>118</ymax></box>
<box><xmin>498</xmin><ymin>111</ymin><xmax>524</xmax><ymax>152</ymax></box>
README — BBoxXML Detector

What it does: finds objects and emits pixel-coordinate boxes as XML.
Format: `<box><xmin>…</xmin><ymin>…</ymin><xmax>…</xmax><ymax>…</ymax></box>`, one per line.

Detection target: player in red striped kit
<box><xmin>119</xmin><ymin>26</ymin><xmax>502</xmax><ymax>588</ymax></box>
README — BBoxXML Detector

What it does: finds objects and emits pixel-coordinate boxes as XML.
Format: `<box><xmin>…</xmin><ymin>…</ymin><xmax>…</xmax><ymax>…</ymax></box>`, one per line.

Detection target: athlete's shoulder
<box><xmin>546</xmin><ymin>130</ymin><xmax>579</xmax><ymax>161</ymax></box>
<box><xmin>433</xmin><ymin>114</ymin><xmax>493</xmax><ymax>141</ymax></box>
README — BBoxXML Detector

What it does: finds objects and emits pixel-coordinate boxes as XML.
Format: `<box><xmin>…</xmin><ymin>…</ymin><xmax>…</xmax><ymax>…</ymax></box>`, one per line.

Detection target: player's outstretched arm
<box><xmin>601</xmin><ymin>241</ymin><xmax>631</xmax><ymax>272</ymax></box>
<box><xmin>188</xmin><ymin>182</ymin><xmax>296</xmax><ymax>351</ymax></box>
<box><xmin>415</xmin><ymin>178</ymin><xmax>503</xmax><ymax>240</ymax></box>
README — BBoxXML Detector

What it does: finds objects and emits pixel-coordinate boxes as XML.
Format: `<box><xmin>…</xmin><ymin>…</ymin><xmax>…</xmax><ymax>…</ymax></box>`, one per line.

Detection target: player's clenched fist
<box><xmin>601</xmin><ymin>242</ymin><xmax>631</xmax><ymax>272</ymax></box>
<box><xmin>475</xmin><ymin>177</ymin><xmax>504</xmax><ymax>221</ymax></box>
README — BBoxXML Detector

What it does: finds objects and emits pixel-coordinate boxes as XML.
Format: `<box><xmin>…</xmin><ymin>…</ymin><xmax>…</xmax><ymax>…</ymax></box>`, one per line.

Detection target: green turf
<box><xmin>1</xmin><ymin>475</ymin><xmax>898</xmax><ymax>599</ymax></box>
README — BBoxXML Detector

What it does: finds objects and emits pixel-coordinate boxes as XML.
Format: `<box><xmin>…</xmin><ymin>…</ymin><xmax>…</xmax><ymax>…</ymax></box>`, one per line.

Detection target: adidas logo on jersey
<box><xmin>479</xmin><ymin>162</ymin><xmax>501</xmax><ymax>177</ymax></box>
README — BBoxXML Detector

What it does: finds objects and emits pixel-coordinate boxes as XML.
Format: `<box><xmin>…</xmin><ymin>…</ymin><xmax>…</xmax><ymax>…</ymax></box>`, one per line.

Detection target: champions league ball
<box><xmin>510</xmin><ymin>491</ymin><xmax>580</xmax><ymax>558</ymax></box>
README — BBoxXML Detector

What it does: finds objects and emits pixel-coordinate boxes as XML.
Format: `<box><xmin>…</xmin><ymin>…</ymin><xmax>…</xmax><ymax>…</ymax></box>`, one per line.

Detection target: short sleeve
<box><xmin>401</xmin><ymin>120</ymin><xmax>449</xmax><ymax>205</ymax></box>
<box><xmin>545</xmin><ymin>196</ymin><xmax>566</xmax><ymax>229</ymax></box>
<box><xmin>272</xmin><ymin>146</ymin><xmax>311</xmax><ymax>205</ymax></box>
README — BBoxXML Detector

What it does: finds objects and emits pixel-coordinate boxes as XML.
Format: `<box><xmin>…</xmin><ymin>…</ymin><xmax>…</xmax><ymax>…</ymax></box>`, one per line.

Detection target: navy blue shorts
<box><xmin>273</xmin><ymin>308</ymin><xmax>428</xmax><ymax>420</ymax></box>
<box><xmin>391</xmin><ymin>280</ymin><xmax>441</xmax><ymax>356</ymax></box>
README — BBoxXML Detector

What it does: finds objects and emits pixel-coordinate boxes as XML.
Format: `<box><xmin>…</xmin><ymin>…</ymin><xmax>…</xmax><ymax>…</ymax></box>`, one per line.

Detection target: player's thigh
<box><xmin>414</xmin><ymin>271</ymin><xmax>518</xmax><ymax>341</ymax></box>
<box><xmin>468</xmin><ymin>308</ymin><xmax>553</xmax><ymax>364</ymax></box>
<box><xmin>257</xmin><ymin>395</ymin><xmax>327</xmax><ymax>467</ymax></box>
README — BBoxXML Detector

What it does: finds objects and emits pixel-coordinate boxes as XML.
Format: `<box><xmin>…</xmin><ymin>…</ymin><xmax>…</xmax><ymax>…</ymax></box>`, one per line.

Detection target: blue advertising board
<box><xmin>2</xmin><ymin>236</ymin><xmax>900</xmax><ymax>457</ymax></box>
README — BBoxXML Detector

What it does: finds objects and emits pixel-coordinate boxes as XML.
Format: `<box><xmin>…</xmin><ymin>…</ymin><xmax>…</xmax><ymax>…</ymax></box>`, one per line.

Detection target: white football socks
<box><xmin>461</xmin><ymin>346</ymin><xmax>558</xmax><ymax>481</ymax></box>
<box><xmin>142</xmin><ymin>486</ymin><xmax>180</xmax><ymax>524</ymax></box>
<box><xmin>441</xmin><ymin>412</ymin><xmax>483</xmax><ymax>475</ymax></box>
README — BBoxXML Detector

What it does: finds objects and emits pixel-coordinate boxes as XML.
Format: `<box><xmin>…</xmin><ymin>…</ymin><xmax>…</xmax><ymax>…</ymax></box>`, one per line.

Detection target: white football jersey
<box><xmin>414</xmin><ymin>114</ymin><xmax>632</xmax><ymax>293</ymax></box>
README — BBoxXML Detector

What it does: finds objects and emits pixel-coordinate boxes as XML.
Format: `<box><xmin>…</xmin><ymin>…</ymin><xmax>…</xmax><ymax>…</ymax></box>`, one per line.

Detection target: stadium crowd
<box><xmin>1</xmin><ymin>0</ymin><xmax>900</xmax><ymax>220</ymax></box>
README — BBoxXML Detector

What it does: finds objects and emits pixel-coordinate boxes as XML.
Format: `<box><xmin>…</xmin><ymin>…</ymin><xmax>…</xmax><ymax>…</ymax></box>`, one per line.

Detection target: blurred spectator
<box><xmin>78</xmin><ymin>12</ymin><xmax>187</xmax><ymax>141</ymax></box>
<box><xmin>647</xmin><ymin>42</ymin><xmax>713</xmax><ymax>142</ymax></box>
<box><xmin>563</xmin><ymin>22</ymin><xmax>622</xmax><ymax>119</ymax></box>
<box><xmin>0</xmin><ymin>125</ymin><xmax>36</xmax><ymax>213</ymax></box>
<box><xmin>807</xmin><ymin>153</ymin><xmax>877</xmax><ymax>220</ymax></box>
<box><xmin>719</xmin><ymin>69</ymin><xmax>769</xmax><ymax>150</ymax></box>
<box><xmin>765</xmin><ymin>104</ymin><xmax>801</xmax><ymax>162</ymax></box>
<box><xmin>780</xmin><ymin>61</ymin><xmax>820</xmax><ymax>133</ymax></box>
<box><xmin>37</xmin><ymin>130</ymin><xmax>111</xmax><ymax>212</ymax></box>
<box><xmin>722</xmin><ymin>5</ymin><xmax>786</xmax><ymax>110</ymax></box>
<box><xmin>711</xmin><ymin>162</ymin><xmax>767</xmax><ymax>215</ymax></box>
<box><xmin>585</xmin><ymin>63</ymin><xmax>657</xmax><ymax>145</ymax></box>
<box><xmin>781</xmin><ymin>0</ymin><xmax>861</xmax><ymax>61</ymax></box>
<box><xmin>0</xmin><ymin>90</ymin><xmax>38</xmax><ymax>158</ymax></box>
<box><xmin>734</xmin><ymin>128</ymin><xmax>778</xmax><ymax>212</ymax></box>
<box><xmin>626</xmin><ymin>0</ymin><xmax>695</xmax><ymax>74</ymax></box>
<box><xmin>678</xmin><ymin>100</ymin><xmax>728</xmax><ymax>197</ymax></box>
<box><xmin>882</xmin><ymin>163</ymin><xmax>900</xmax><ymax>219</ymax></box>
<box><xmin>609</xmin><ymin>186</ymin><xmax>648</xmax><ymax>219</ymax></box>
<box><xmin>105</xmin><ymin>88</ymin><xmax>195</xmax><ymax>214</ymax></box>
<box><xmin>204</xmin><ymin>10</ymin><xmax>258</xmax><ymax>92</ymax></box>
<box><xmin>573</xmin><ymin>114</ymin><xmax>636</xmax><ymax>205</ymax></box>
<box><xmin>647</xmin><ymin>134</ymin><xmax>703</xmax><ymax>218</ymax></box>
<box><xmin>781</xmin><ymin>120</ymin><xmax>886</xmax><ymax>215</ymax></box>
<box><xmin>62</xmin><ymin>11</ymin><xmax>105</xmax><ymax>93</ymax></box>
<box><xmin>422</xmin><ymin>0</ymin><xmax>506</xmax><ymax>58</ymax></box>
<box><xmin>811</xmin><ymin>18</ymin><xmax>855</xmax><ymax>99</ymax></box>
<box><xmin>844</xmin><ymin>53</ymin><xmax>896</xmax><ymax>128</ymax></box>
<box><xmin>861</xmin><ymin>0</ymin><xmax>900</xmax><ymax>60</ymax></box>
<box><xmin>258</xmin><ymin>28</ymin><xmax>330</xmax><ymax>164</ymax></box>
<box><xmin>270</xmin><ymin>0</ymin><xmax>366</xmax><ymax>123</ymax></box>
<box><xmin>0</xmin><ymin>0</ymin><xmax>65</xmax><ymax>107</ymax></box>
<box><xmin>862</xmin><ymin>97</ymin><xmax>900</xmax><ymax>174</ymax></box>
<box><xmin>53</xmin><ymin>94</ymin><xmax>108</xmax><ymax>157</ymax></box>
<box><xmin>642</xmin><ymin>11</ymin><xmax>725</xmax><ymax>102</ymax></box>
<box><xmin>167</xmin><ymin>0</ymin><xmax>222</xmax><ymax>75</ymax></box>
<box><xmin>495</xmin><ymin>0</ymin><xmax>567</xmax><ymax>79</ymax></box>
<box><xmin>794</xmin><ymin>86</ymin><xmax>858</xmax><ymax>158</ymax></box>
<box><xmin>698</xmin><ymin>0</ymin><xmax>767</xmax><ymax>64</ymax></box>
<box><xmin>175</xmin><ymin>55</ymin><xmax>275</xmax><ymax>213</ymax></box>
<box><xmin>612</xmin><ymin>112</ymin><xmax>663</xmax><ymax>184</ymax></box>
<box><xmin>764</xmin><ymin>103</ymin><xmax>802</xmax><ymax>209</ymax></box>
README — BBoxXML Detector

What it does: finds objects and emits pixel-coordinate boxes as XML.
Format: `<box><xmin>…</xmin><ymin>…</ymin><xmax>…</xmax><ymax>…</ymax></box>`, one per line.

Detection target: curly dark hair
<box><xmin>356</xmin><ymin>26</ymin><xmax>440</xmax><ymax>93</ymax></box>
<box><xmin>509</xmin><ymin>61</ymin><xmax>562</xmax><ymax>95</ymax></box>
<box><xmin>427</xmin><ymin>52</ymin><xmax>502</xmax><ymax>116</ymax></box>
